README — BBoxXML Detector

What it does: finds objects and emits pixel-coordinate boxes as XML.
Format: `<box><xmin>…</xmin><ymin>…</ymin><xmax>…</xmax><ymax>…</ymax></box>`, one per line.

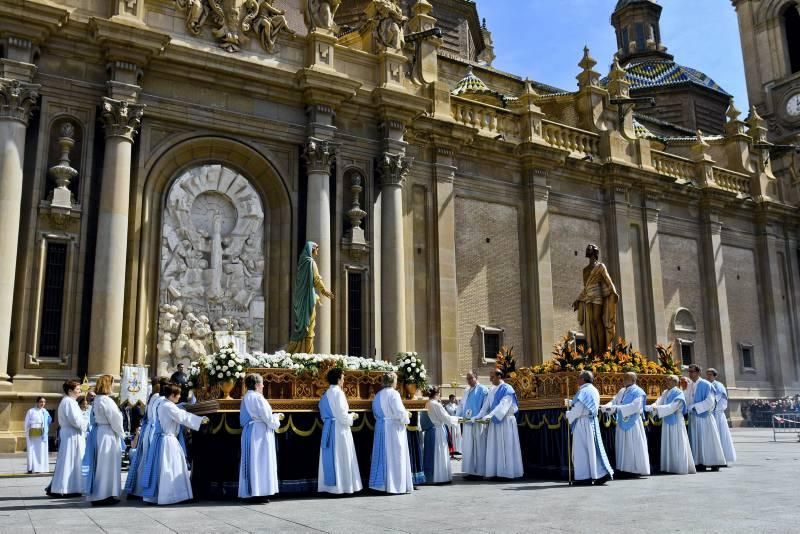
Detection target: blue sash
<box><xmin>571</xmin><ymin>384</ymin><xmax>613</xmax><ymax>477</ymax></box>
<box><xmin>616</xmin><ymin>385</ymin><xmax>646</xmax><ymax>431</ymax></box>
<box><xmin>238</xmin><ymin>396</ymin><xmax>255</xmax><ymax>497</ymax></box>
<box><xmin>368</xmin><ymin>392</ymin><xmax>387</xmax><ymax>489</ymax></box>
<box><xmin>422</xmin><ymin>421</ymin><xmax>437</xmax><ymax>483</ymax></box>
<box><xmin>711</xmin><ymin>381</ymin><xmax>727</xmax><ymax>413</ymax></box>
<box><xmin>489</xmin><ymin>383</ymin><xmax>518</xmax><ymax>424</ymax></box>
<box><xmin>124</xmin><ymin>409</ymin><xmax>151</xmax><ymax>493</ymax></box>
<box><xmin>464</xmin><ymin>385</ymin><xmax>488</xmax><ymax>418</ymax></box>
<box><xmin>691</xmin><ymin>379</ymin><xmax>714</xmax><ymax>419</ymax></box>
<box><xmin>319</xmin><ymin>392</ymin><xmax>337</xmax><ymax>487</ymax></box>
<box><xmin>39</xmin><ymin>409</ymin><xmax>51</xmax><ymax>441</ymax></box>
<box><xmin>140</xmin><ymin>407</ymin><xmax>164</xmax><ymax>499</ymax></box>
<box><xmin>663</xmin><ymin>387</ymin><xmax>687</xmax><ymax>426</ymax></box>
<box><xmin>81</xmin><ymin>408</ymin><xmax>98</xmax><ymax>495</ymax></box>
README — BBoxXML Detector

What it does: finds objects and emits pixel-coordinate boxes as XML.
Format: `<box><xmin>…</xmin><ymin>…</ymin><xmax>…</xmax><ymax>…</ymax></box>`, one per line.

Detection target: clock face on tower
<box><xmin>787</xmin><ymin>93</ymin><xmax>800</xmax><ymax>118</ymax></box>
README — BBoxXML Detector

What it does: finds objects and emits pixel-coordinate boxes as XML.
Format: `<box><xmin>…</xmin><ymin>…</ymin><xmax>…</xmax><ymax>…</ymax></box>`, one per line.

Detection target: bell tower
<box><xmin>611</xmin><ymin>0</ymin><xmax>672</xmax><ymax>65</ymax></box>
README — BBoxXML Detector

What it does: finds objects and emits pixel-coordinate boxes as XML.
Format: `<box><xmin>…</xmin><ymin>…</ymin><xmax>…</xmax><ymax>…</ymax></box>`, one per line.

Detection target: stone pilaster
<box><xmin>87</xmin><ymin>97</ymin><xmax>143</xmax><ymax>377</ymax></box>
<box><xmin>0</xmin><ymin>78</ymin><xmax>39</xmax><ymax>385</ymax></box>
<box><xmin>643</xmin><ymin>192</ymin><xmax>668</xmax><ymax>348</ymax></box>
<box><xmin>525</xmin><ymin>168</ymin><xmax>554</xmax><ymax>362</ymax></box>
<box><xmin>302</xmin><ymin>136</ymin><xmax>338</xmax><ymax>355</ymax></box>
<box><xmin>379</xmin><ymin>146</ymin><xmax>412</xmax><ymax>360</ymax></box>
<box><xmin>433</xmin><ymin>146</ymin><xmax>458</xmax><ymax>383</ymax></box>
<box><xmin>607</xmin><ymin>185</ymin><xmax>639</xmax><ymax>347</ymax></box>
<box><xmin>699</xmin><ymin>205</ymin><xmax>736</xmax><ymax>386</ymax></box>
<box><xmin>755</xmin><ymin>214</ymin><xmax>796</xmax><ymax>393</ymax></box>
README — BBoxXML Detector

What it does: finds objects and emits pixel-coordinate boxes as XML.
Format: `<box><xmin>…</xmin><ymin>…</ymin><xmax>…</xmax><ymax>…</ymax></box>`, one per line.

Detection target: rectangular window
<box><xmin>479</xmin><ymin>325</ymin><xmax>504</xmax><ymax>363</ymax></box>
<box><xmin>635</xmin><ymin>23</ymin><xmax>646</xmax><ymax>52</ymax></box>
<box><xmin>678</xmin><ymin>339</ymin><xmax>694</xmax><ymax>366</ymax></box>
<box><xmin>347</xmin><ymin>272</ymin><xmax>363</xmax><ymax>357</ymax></box>
<box><xmin>621</xmin><ymin>28</ymin><xmax>630</xmax><ymax>53</ymax></box>
<box><xmin>38</xmin><ymin>242</ymin><xmax>68</xmax><ymax>358</ymax></box>
<box><xmin>740</xmin><ymin>343</ymin><xmax>755</xmax><ymax>371</ymax></box>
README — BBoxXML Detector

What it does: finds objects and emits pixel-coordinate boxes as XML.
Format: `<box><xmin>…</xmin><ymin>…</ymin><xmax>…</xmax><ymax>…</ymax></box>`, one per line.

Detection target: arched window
<box><xmin>785</xmin><ymin>4</ymin><xmax>800</xmax><ymax>73</ymax></box>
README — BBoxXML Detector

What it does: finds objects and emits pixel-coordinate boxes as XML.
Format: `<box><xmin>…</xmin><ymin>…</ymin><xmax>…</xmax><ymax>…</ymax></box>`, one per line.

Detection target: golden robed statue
<box><xmin>572</xmin><ymin>244</ymin><xmax>619</xmax><ymax>356</ymax></box>
<box><xmin>287</xmin><ymin>241</ymin><xmax>334</xmax><ymax>354</ymax></box>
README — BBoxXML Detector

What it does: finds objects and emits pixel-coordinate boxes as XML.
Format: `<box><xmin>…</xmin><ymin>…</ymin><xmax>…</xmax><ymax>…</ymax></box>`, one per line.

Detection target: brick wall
<box><xmin>454</xmin><ymin>197</ymin><xmax>523</xmax><ymax>375</ymax></box>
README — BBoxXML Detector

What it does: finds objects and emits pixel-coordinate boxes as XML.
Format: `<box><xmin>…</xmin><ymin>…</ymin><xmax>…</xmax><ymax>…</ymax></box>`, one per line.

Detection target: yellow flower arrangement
<box><xmin>530</xmin><ymin>336</ymin><xmax>681</xmax><ymax>375</ymax></box>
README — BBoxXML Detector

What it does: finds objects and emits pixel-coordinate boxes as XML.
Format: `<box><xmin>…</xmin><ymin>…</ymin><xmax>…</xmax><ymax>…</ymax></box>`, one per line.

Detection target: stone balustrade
<box><xmin>713</xmin><ymin>167</ymin><xmax>752</xmax><ymax>196</ymax></box>
<box><xmin>450</xmin><ymin>96</ymin><xmax>520</xmax><ymax>139</ymax></box>
<box><xmin>652</xmin><ymin>150</ymin><xmax>695</xmax><ymax>182</ymax></box>
<box><xmin>541</xmin><ymin>121</ymin><xmax>600</xmax><ymax>158</ymax></box>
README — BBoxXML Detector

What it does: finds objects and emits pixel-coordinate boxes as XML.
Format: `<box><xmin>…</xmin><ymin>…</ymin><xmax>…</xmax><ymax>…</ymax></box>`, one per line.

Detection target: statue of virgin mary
<box><xmin>287</xmin><ymin>241</ymin><xmax>334</xmax><ymax>354</ymax></box>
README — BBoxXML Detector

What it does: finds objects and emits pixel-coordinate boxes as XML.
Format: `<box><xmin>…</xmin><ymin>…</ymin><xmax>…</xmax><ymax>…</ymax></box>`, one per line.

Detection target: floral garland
<box><xmin>395</xmin><ymin>352</ymin><xmax>427</xmax><ymax>388</ymax></box>
<box><xmin>530</xmin><ymin>337</ymin><xmax>682</xmax><ymax>375</ymax></box>
<box><xmin>245</xmin><ymin>351</ymin><xmax>397</xmax><ymax>375</ymax></box>
<box><xmin>185</xmin><ymin>350</ymin><xmax>398</xmax><ymax>389</ymax></box>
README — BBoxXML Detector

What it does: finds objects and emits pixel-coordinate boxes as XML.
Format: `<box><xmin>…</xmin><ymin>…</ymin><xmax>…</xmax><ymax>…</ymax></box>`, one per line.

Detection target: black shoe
<box><xmin>594</xmin><ymin>474</ymin><xmax>612</xmax><ymax>486</ymax></box>
<box><xmin>572</xmin><ymin>479</ymin><xmax>592</xmax><ymax>486</ymax></box>
<box><xmin>710</xmin><ymin>466</ymin><xmax>721</xmax><ymax>472</ymax></box>
<box><xmin>91</xmin><ymin>497</ymin><xmax>120</xmax><ymax>507</ymax></box>
<box><xmin>463</xmin><ymin>474</ymin><xmax>482</xmax><ymax>481</ymax></box>
<box><xmin>695</xmin><ymin>464</ymin><xmax>707</xmax><ymax>472</ymax></box>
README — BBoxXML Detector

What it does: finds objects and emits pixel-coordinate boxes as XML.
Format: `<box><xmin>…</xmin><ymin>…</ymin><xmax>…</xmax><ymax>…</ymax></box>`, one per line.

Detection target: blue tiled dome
<box><xmin>604</xmin><ymin>59</ymin><xmax>729</xmax><ymax>96</ymax></box>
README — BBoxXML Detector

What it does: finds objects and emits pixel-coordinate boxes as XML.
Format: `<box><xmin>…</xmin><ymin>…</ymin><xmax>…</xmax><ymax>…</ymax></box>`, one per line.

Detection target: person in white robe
<box><xmin>424</xmin><ymin>387</ymin><xmax>459</xmax><ymax>484</ymax></box>
<box><xmin>456</xmin><ymin>371</ymin><xmax>489</xmax><ymax>479</ymax></box>
<box><xmin>143</xmin><ymin>383</ymin><xmax>207</xmax><ymax>505</ymax></box>
<box><xmin>82</xmin><ymin>375</ymin><xmax>125</xmax><ymax>505</ymax></box>
<box><xmin>445</xmin><ymin>395</ymin><xmax>462</xmax><ymax>456</ymax></box>
<box><xmin>601</xmin><ymin>372</ymin><xmax>650</xmax><ymax>477</ymax></box>
<box><xmin>318</xmin><ymin>368</ymin><xmax>362</xmax><ymax>495</ymax></box>
<box><xmin>47</xmin><ymin>380</ymin><xmax>87</xmax><ymax>496</ymax></box>
<box><xmin>25</xmin><ymin>396</ymin><xmax>52</xmax><ymax>474</ymax></box>
<box><xmin>685</xmin><ymin>364</ymin><xmax>726</xmax><ymax>471</ymax></box>
<box><xmin>566</xmin><ymin>370</ymin><xmax>613</xmax><ymax>485</ymax></box>
<box><xmin>125</xmin><ymin>378</ymin><xmax>166</xmax><ymax>498</ymax></box>
<box><xmin>645</xmin><ymin>375</ymin><xmax>696</xmax><ymax>475</ymax></box>
<box><xmin>706</xmin><ymin>368</ymin><xmax>736</xmax><ymax>465</ymax></box>
<box><xmin>239</xmin><ymin>373</ymin><xmax>282</xmax><ymax>501</ymax></box>
<box><xmin>475</xmin><ymin>370</ymin><xmax>524</xmax><ymax>480</ymax></box>
<box><xmin>369</xmin><ymin>372</ymin><xmax>414</xmax><ymax>494</ymax></box>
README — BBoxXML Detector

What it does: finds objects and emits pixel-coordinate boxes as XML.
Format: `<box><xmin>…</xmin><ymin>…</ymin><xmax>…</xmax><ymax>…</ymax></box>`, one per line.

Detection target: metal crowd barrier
<box><xmin>772</xmin><ymin>413</ymin><xmax>800</xmax><ymax>442</ymax></box>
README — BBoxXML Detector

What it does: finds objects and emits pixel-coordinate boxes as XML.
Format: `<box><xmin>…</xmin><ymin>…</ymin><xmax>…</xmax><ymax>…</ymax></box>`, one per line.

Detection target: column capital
<box><xmin>101</xmin><ymin>97</ymin><xmax>144</xmax><ymax>141</ymax></box>
<box><xmin>303</xmin><ymin>137</ymin><xmax>338</xmax><ymax>174</ymax></box>
<box><xmin>379</xmin><ymin>152</ymin><xmax>413</xmax><ymax>187</ymax></box>
<box><xmin>0</xmin><ymin>78</ymin><xmax>40</xmax><ymax>125</ymax></box>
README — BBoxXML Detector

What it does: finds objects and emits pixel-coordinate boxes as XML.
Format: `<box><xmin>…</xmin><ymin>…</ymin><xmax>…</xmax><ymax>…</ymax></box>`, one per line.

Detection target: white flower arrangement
<box><xmin>207</xmin><ymin>344</ymin><xmax>246</xmax><ymax>385</ymax></box>
<box><xmin>395</xmin><ymin>352</ymin><xmax>427</xmax><ymax>387</ymax></box>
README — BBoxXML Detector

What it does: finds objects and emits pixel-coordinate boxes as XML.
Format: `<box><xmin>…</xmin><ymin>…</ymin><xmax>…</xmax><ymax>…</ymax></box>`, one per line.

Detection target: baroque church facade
<box><xmin>0</xmin><ymin>0</ymin><xmax>797</xmax><ymax>450</ymax></box>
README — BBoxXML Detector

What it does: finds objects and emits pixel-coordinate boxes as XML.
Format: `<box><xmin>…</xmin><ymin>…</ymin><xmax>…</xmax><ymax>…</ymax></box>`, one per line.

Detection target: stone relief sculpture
<box><xmin>242</xmin><ymin>0</ymin><xmax>296</xmax><ymax>54</ymax></box>
<box><xmin>572</xmin><ymin>244</ymin><xmax>619</xmax><ymax>356</ymax></box>
<box><xmin>373</xmin><ymin>0</ymin><xmax>407</xmax><ymax>50</ymax></box>
<box><xmin>157</xmin><ymin>164</ymin><xmax>266</xmax><ymax>375</ymax></box>
<box><xmin>304</xmin><ymin>0</ymin><xmax>341</xmax><ymax>32</ymax></box>
<box><xmin>175</xmin><ymin>0</ymin><xmax>295</xmax><ymax>54</ymax></box>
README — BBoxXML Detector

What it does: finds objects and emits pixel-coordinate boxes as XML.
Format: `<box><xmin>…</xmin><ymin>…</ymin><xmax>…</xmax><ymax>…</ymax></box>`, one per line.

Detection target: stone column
<box><xmin>379</xmin><ymin>152</ymin><xmax>411</xmax><ymax>360</ymax></box>
<box><xmin>433</xmin><ymin>147</ymin><xmax>459</xmax><ymax>383</ymax></box>
<box><xmin>526</xmin><ymin>168</ymin><xmax>554</xmax><ymax>361</ymax></box>
<box><xmin>643</xmin><ymin>193</ymin><xmax>668</xmax><ymax>347</ymax></box>
<box><xmin>699</xmin><ymin>207</ymin><xmax>736</xmax><ymax>386</ymax></box>
<box><xmin>87</xmin><ymin>97</ymin><xmax>143</xmax><ymax>377</ymax></box>
<box><xmin>0</xmin><ymin>78</ymin><xmax>39</xmax><ymax>384</ymax></box>
<box><xmin>302</xmin><ymin>137</ymin><xmax>337</xmax><ymax>355</ymax></box>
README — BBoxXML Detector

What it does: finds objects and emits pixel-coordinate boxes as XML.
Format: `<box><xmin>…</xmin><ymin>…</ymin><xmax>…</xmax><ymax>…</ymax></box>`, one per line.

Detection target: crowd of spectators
<box><xmin>741</xmin><ymin>395</ymin><xmax>800</xmax><ymax>427</ymax></box>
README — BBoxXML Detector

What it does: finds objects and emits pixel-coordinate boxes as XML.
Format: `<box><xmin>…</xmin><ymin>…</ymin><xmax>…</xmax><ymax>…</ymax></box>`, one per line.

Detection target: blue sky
<box><xmin>475</xmin><ymin>0</ymin><xmax>749</xmax><ymax>108</ymax></box>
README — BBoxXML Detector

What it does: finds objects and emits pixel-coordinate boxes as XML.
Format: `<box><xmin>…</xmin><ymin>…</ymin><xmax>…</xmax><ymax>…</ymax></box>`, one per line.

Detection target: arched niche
<box><xmin>672</xmin><ymin>307</ymin><xmax>697</xmax><ymax>333</ymax></box>
<box><xmin>134</xmin><ymin>136</ymin><xmax>294</xmax><ymax>371</ymax></box>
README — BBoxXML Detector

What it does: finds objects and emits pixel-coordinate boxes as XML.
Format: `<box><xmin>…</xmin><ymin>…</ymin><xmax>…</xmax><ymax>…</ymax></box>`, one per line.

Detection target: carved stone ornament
<box><xmin>101</xmin><ymin>97</ymin><xmax>144</xmax><ymax>141</ymax></box>
<box><xmin>158</xmin><ymin>164</ymin><xmax>266</xmax><ymax>374</ymax></box>
<box><xmin>373</xmin><ymin>0</ymin><xmax>408</xmax><ymax>51</ymax></box>
<box><xmin>48</xmin><ymin>122</ymin><xmax>78</xmax><ymax>211</ymax></box>
<box><xmin>303</xmin><ymin>137</ymin><xmax>338</xmax><ymax>173</ymax></box>
<box><xmin>0</xmin><ymin>78</ymin><xmax>40</xmax><ymax>125</ymax></box>
<box><xmin>379</xmin><ymin>152</ymin><xmax>412</xmax><ymax>186</ymax></box>
<box><xmin>304</xmin><ymin>0</ymin><xmax>341</xmax><ymax>32</ymax></box>
<box><xmin>176</xmin><ymin>0</ymin><xmax>295</xmax><ymax>54</ymax></box>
